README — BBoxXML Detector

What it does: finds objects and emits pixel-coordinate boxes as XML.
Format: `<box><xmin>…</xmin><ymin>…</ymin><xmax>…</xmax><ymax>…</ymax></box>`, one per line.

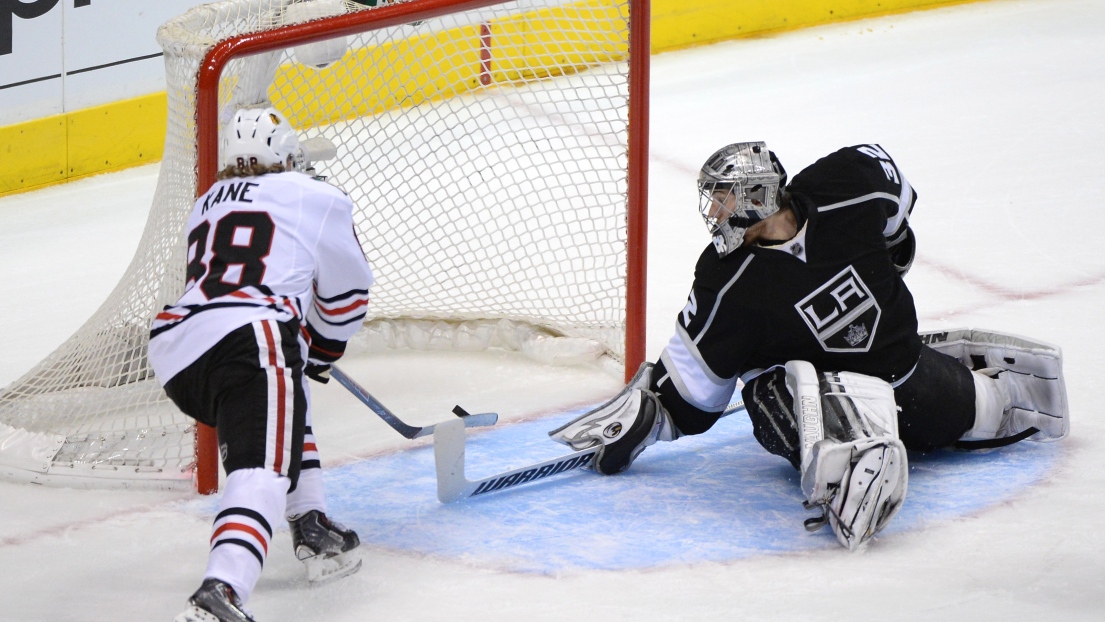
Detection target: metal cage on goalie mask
<box><xmin>698</xmin><ymin>142</ymin><xmax>787</xmax><ymax>256</ymax></box>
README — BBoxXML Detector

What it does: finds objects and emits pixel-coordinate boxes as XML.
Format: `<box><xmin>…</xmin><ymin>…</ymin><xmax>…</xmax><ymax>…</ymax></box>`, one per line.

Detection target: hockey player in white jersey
<box><xmin>149</xmin><ymin>108</ymin><xmax>375</xmax><ymax>622</ymax></box>
<box><xmin>551</xmin><ymin>142</ymin><xmax>1069</xmax><ymax>551</ymax></box>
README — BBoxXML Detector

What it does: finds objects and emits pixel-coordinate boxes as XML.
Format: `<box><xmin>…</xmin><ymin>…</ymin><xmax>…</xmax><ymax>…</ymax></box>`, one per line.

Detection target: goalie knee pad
<box><xmin>922</xmin><ymin>328</ymin><xmax>1070</xmax><ymax>446</ymax></box>
<box><xmin>549</xmin><ymin>363</ymin><xmax>679</xmax><ymax>475</ymax></box>
<box><xmin>786</xmin><ymin>361</ymin><xmax>908</xmax><ymax>551</ymax></box>
<box><xmin>741</xmin><ymin>367</ymin><xmax>802</xmax><ymax>469</ymax></box>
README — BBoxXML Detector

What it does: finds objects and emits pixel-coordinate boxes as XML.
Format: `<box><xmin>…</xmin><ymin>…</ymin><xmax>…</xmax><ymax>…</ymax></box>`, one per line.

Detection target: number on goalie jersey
<box><xmin>152</xmin><ymin>108</ymin><xmax>372</xmax><ymax>622</ymax></box>
<box><xmin>552</xmin><ymin>142</ymin><xmax>1069</xmax><ymax>551</ymax></box>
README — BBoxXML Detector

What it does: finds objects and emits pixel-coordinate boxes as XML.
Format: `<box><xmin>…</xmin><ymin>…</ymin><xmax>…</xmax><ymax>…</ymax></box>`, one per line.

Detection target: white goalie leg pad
<box><xmin>549</xmin><ymin>363</ymin><xmax>678</xmax><ymax>474</ymax></box>
<box><xmin>786</xmin><ymin>361</ymin><xmax>908</xmax><ymax>551</ymax></box>
<box><xmin>827</xmin><ymin>438</ymin><xmax>907</xmax><ymax>551</ymax></box>
<box><xmin>923</xmin><ymin>328</ymin><xmax>1069</xmax><ymax>442</ymax></box>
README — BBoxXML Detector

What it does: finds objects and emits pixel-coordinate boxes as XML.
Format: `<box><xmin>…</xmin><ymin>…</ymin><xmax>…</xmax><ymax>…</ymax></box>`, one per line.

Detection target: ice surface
<box><xmin>1</xmin><ymin>0</ymin><xmax>1104</xmax><ymax>620</ymax></box>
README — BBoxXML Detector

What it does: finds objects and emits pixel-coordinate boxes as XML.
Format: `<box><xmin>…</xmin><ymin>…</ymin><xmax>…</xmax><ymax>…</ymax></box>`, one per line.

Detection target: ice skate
<box><xmin>173</xmin><ymin>579</ymin><xmax>256</xmax><ymax>622</ymax></box>
<box><xmin>289</xmin><ymin>510</ymin><xmax>362</xmax><ymax>584</ymax></box>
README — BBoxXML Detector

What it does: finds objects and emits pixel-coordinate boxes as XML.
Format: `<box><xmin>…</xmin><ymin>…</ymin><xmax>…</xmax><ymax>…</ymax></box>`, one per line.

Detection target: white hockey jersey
<box><xmin>149</xmin><ymin>171</ymin><xmax>374</xmax><ymax>384</ymax></box>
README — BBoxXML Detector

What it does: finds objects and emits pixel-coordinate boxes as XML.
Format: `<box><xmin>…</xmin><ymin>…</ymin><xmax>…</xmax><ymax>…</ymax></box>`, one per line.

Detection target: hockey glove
<box><xmin>305</xmin><ymin>362</ymin><xmax>332</xmax><ymax>384</ymax></box>
<box><xmin>886</xmin><ymin>225</ymin><xmax>916</xmax><ymax>277</ymax></box>
<box><xmin>548</xmin><ymin>363</ymin><xmax>679</xmax><ymax>474</ymax></box>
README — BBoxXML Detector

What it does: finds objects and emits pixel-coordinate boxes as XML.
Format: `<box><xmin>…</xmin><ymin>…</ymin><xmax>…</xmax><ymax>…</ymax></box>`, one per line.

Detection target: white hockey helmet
<box><xmin>698</xmin><ymin>141</ymin><xmax>787</xmax><ymax>256</ymax></box>
<box><xmin>222</xmin><ymin>107</ymin><xmax>300</xmax><ymax>170</ymax></box>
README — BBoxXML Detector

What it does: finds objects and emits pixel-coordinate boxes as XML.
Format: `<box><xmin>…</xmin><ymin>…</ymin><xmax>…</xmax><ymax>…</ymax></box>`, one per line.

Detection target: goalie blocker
<box><xmin>548</xmin><ymin>363</ymin><xmax>680</xmax><ymax>475</ymax></box>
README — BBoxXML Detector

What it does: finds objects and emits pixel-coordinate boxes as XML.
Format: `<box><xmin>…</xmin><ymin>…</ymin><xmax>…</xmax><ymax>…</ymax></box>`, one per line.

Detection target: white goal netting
<box><xmin>0</xmin><ymin>0</ymin><xmax>643</xmax><ymax>490</ymax></box>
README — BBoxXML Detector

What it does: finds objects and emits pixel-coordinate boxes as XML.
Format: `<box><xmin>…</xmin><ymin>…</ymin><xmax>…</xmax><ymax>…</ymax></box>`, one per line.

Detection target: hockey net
<box><xmin>0</xmin><ymin>0</ymin><xmax>648</xmax><ymax>491</ymax></box>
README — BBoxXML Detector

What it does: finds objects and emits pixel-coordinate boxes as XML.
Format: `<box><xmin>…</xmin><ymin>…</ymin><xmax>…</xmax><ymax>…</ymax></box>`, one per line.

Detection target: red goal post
<box><xmin>193</xmin><ymin>0</ymin><xmax>650</xmax><ymax>493</ymax></box>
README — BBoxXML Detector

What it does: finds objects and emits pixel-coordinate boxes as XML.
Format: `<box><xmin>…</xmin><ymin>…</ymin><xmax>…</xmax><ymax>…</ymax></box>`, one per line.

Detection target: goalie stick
<box><xmin>433</xmin><ymin>401</ymin><xmax>747</xmax><ymax>503</ymax></box>
<box><xmin>330</xmin><ymin>365</ymin><xmax>497</xmax><ymax>439</ymax></box>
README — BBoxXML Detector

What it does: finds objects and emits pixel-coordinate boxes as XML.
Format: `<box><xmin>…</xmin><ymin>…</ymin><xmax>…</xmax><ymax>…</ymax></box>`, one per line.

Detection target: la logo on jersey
<box><xmin>795</xmin><ymin>265</ymin><xmax>881</xmax><ymax>352</ymax></box>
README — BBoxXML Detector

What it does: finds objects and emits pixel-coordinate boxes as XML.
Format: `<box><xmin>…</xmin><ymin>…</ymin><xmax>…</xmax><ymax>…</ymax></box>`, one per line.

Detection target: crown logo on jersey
<box><xmin>844</xmin><ymin>323</ymin><xmax>869</xmax><ymax>347</ymax></box>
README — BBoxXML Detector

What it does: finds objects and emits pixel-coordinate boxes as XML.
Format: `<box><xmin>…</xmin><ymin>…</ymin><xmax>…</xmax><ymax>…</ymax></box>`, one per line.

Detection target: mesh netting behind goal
<box><xmin>0</xmin><ymin>0</ymin><xmax>647</xmax><ymax>490</ymax></box>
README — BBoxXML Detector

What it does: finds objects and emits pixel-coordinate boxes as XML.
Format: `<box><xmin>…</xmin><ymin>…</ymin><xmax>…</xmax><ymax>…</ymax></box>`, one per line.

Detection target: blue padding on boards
<box><xmin>323</xmin><ymin>409</ymin><xmax>1060</xmax><ymax>573</ymax></box>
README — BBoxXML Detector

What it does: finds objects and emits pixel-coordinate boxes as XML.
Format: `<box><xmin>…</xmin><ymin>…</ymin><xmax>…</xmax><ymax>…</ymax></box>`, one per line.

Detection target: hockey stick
<box><xmin>433</xmin><ymin>401</ymin><xmax>747</xmax><ymax>503</ymax></box>
<box><xmin>434</xmin><ymin>418</ymin><xmax>598</xmax><ymax>503</ymax></box>
<box><xmin>330</xmin><ymin>365</ymin><xmax>497</xmax><ymax>439</ymax></box>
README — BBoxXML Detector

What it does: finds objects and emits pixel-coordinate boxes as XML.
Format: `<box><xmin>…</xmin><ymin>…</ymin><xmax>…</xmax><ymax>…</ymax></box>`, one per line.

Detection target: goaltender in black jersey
<box><xmin>552</xmin><ymin>142</ymin><xmax>1070</xmax><ymax>550</ymax></box>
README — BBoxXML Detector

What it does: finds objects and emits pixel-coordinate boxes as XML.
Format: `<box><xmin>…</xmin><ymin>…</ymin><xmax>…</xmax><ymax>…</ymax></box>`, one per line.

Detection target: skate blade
<box><xmin>173</xmin><ymin>606</ymin><xmax>220</xmax><ymax>622</ymax></box>
<box><xmin>304</xmin><ymin>551</ymin><xmax>363</xmax><ymax>584</ymax></box>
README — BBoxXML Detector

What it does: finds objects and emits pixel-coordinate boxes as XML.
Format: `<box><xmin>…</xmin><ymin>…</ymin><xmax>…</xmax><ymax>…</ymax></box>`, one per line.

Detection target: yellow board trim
<box><xmin>0</xmin><ymin>92</ymin><xmax>167</xmax><ymax>197</ymax></box>
<box><xmin>0</xmin><ymin>0</ymin><xmax>984</xmax><ymax>198</ymax></box>
<box><xmin>67</xmin><ymin>93</ymin><xmax>167</xmax><ymax>179</ymax></box>
<box><xmin>0</xmin><ymin>116</ymin><xmax>67</xmax><ymax>195</ymax></box>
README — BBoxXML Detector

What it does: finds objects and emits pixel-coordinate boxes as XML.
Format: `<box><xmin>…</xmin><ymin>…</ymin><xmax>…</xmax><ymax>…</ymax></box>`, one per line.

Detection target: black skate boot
<box><xmin>173</xmin><ymin>578</ymin><xmax>256</xmax><ymax>622</ymax></box>
<box><xmin>288</xmin><ymin>510</ymin><xmax>362</xmax><ymax>583</ymax></box>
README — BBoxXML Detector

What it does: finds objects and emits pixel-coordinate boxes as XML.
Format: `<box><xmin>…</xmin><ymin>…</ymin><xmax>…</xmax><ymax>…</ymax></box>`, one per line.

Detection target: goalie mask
<box><xmin>222</xmin><ymin>107</ymin><xmax>300</xmax><ymax>171</ymax></box>
<box><xmin>698</xmin><ymin>141</ymin><xmax>787</xmax><ymax>256</ymax></box>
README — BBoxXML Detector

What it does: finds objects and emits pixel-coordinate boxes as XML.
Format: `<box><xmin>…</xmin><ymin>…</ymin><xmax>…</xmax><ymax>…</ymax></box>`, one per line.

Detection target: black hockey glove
<box><xmin>886</xmin><ymin>225</ymin><xmax>916</xmax><ymax>277</ymax></box>
<box><xmin>305</xmin><ymin>362</ymin><xmax>332</xmax><ymax>384</ymax></box>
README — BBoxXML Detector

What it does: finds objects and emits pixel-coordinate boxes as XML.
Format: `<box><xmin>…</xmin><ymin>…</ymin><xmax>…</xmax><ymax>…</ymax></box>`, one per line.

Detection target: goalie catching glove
<box><xmin>785</xmin><ymin>361</ymin><xmax>908</xmax><ymax>551</ymax></box>
<box><xmin>549</xmin><ymin>363</ymin><xmax>680</xmax><ymax>474</ymax></box>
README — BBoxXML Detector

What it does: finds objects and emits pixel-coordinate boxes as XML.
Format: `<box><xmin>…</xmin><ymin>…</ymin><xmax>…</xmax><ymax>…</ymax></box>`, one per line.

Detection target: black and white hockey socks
<box><xmin>285</xmin><ymin>425</ymin><xmax>327</xmax><ymax>519</ymax></box>
<box><xmin>206</xmin><ymin>468</ymin><xmax>290</xmax><ymax>604</ymax></box>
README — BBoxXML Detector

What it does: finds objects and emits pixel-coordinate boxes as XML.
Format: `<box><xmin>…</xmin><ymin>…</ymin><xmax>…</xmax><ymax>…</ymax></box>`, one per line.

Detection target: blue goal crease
<box><xmin>198</xmin><ymin>408</ymin><xmax>1063</xmax><ymax>574</ymax></box>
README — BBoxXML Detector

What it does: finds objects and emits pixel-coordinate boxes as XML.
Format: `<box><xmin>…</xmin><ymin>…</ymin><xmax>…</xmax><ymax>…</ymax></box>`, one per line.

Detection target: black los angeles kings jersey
<box><xmin>654</xmin><ymin>145</ymin><xmax>923</xmax><ymax>417</ymax></box>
